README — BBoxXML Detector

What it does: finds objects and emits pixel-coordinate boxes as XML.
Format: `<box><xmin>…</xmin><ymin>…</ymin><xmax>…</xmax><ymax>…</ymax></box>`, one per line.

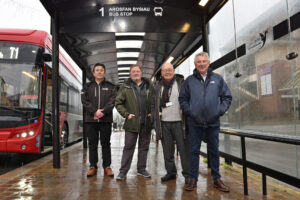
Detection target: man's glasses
<box><xmin>162</xmin><ymin>69</ymin><xmax>174</xmax><ymax>72</ymax></box>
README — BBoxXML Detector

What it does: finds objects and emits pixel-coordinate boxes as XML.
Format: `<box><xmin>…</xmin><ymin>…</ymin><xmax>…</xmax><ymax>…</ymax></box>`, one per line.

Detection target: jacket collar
<box><xmin>93</xmin><ymin>78</ymin><xmax>104</xmax><ymax>85</ymax></box>
<box><xmin>158</xmin><ymin>74</ymin><xmax>184</xmax><ymax>85</ymax></box>
<box><xmin>92</xmin><ymin>78</ymin><xmax>113</xmax><ymax>85</ymax></box>
<box><xmin>193</xmin><ymin>68</ymin><xmax>212</xmax><ymax>81</ymax></box>
<box><xmin>124</xmin><ymin>77</ymin><xmax>150</xmax><ymax>88</ymax></box>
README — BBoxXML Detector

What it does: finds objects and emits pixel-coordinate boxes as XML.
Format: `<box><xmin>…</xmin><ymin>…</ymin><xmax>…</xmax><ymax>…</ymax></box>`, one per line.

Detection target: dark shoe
<box><xmin>87</xmin><ymin>166</ymin><xmax>97</xmax><ymax>177</ymax></box>
<box><xmin>137</xmin><ymin>170</ymin><xmax>151</xmax><ymax>178</ymax></box>
<box><xmin>214</xmin><ymin>179</ymin><xmax>230</xmax><ymax>192</ymax></box>
<box><xmin>116</xmin><ymin>172</ymin><xmax>126</xmax><ymax>180</ymax></box>
<box><xmin>185</xmin><ymin>177</ymin><xmax>190</xmax><ymax>185</ymax></box>
<box><xmin>161</xmin><ymin>174</ymin><xmax>176</xmax><ymax>182</ymax></box>
<box><xmin>185</xmin><ymin>179</ymin><xmax>197</xmax><ymax>191</ymax></box>
<box><xmin>104</xmin><ymin>166</ymin><xmax>114</xmax><ymax>177</ymax></box>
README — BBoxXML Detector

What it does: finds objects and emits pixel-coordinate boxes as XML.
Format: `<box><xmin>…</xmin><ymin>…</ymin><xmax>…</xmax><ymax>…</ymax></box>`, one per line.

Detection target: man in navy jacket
<box><xmin>179</xmin><ymin>52</ymin><xmax>232</xmax><ymax>192</ymax></box>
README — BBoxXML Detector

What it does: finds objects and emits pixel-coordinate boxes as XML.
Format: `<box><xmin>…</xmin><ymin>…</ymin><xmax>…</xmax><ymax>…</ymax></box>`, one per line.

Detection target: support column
<box><xmin>201</xmin><ymin>15</ymin><xmax>208</xmax><ymax>53</ymax></box>
<box><xmin>51</xmin><ymin>14</ymin><xmax>60</xmax><ymax>168</ymax></box>
<box><xmin>82</xmin><ymin>70</ymin><xmax>88</xmax><ymax>149</ymax></box>
<box><xmin>241</xmin><ymin>136</ymin><xmax>248</xmax><ymax>195</ymax></box>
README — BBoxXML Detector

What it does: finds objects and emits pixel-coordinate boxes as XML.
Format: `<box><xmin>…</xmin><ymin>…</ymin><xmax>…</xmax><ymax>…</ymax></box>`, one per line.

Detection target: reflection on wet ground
<box><xmin>0</xmin><ymin>152</ymin><xmax>47</xmax><ymax>175</ymax></box>
<box><xmin>0</xmin><ymin>131</ymin><xmax>299</xmax><ymax>199</ymax></box>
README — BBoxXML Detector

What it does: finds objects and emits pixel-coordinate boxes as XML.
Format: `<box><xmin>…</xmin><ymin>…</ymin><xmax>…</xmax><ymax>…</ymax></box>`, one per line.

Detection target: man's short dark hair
<box><xmin>93</xmin><ymin>63</ymin><xmax>106</xmax><ymax>72</ymax></box>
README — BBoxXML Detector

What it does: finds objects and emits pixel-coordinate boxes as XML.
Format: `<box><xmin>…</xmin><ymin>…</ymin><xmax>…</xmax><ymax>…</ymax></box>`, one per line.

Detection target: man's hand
<box><xmin>94</xmin><ymin>109</ymin><xmax>104</xmax><ymax>120</ymax></box>
<box><xmin>128</xmin><ymin>114</ymin><xmax>135</xmax><ymax>119</ymax></box>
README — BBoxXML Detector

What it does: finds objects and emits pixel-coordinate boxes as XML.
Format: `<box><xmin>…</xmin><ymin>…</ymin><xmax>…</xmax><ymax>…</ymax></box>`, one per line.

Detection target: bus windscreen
<box><xmin>0</xmin><ymin>43</ymin><xmax>42</xmax><ymax>109</ymax></box>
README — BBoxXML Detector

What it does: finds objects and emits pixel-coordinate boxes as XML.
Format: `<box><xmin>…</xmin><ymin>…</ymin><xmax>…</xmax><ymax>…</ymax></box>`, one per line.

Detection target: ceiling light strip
<box><xmin>117</xmin><ymin>52</ymin><xmax>140</xmax><ymax>58</ymax></box>
<box><xmin>199</xmin><ymin>0</ymin><xmax>209</xmax><ymax>7</ymax></box>
<box><xmin>116</xmin><ymin>40</ymin><xmax>143</xmax><ymax>49</ymax></box>
<box><xmin>116</xmin><ymin>32</ymin><xmax>145</xmax><ymax>36</ymax></box>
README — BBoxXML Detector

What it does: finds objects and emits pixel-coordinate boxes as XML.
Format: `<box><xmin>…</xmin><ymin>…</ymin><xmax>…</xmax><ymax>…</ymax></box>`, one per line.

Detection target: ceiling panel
<box><xmin>41</xmin><ymin>0</ymin><xmax>228</xmax><ymax>84</ymax></box>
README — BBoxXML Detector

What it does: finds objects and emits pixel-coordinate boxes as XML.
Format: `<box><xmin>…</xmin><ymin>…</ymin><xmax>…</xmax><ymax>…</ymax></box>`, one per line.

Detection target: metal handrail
<box><xmin>203</xmin><ymin>128</ymin><xmax>300</xmax><ymax>196</ymax></box>
<box><xmin>221</xmin><ymin>128</ymin><xmax>300</xmax><ymax>145</ymax></box>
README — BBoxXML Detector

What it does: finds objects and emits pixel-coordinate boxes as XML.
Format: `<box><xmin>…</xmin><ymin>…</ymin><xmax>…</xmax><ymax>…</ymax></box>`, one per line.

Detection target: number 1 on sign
<box><xmin>99</xmin><ymin>7</ymin><xmax>104</xmax><ymax>17</ymax></box>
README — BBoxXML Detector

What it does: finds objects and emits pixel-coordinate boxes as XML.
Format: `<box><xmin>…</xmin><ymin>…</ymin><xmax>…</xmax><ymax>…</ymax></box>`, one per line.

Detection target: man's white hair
<box><xmin>194</xmin><ymin>52</ymin><xmax>210</xmax><ymax>63</ymax></box>
<box><xmin>161</xmin><ymin>62</ymin><xmax>174</xmax><ymax>70</ymax></box>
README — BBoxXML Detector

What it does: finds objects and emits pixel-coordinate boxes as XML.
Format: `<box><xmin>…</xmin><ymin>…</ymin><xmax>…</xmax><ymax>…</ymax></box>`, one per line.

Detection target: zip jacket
<box><xmin>81</xmin><ymin>79</ymin><xmax>117</xmax><ymax>123</ymax></box>
<box><xmin>179</xmin><ymin>68</ymin><xmax>232</xmax><ymax>127</ymax></box>
<box><xmin>115</xmin><ymin>77</ymin><xmax>154</xmax><ymax>132</ymax></box>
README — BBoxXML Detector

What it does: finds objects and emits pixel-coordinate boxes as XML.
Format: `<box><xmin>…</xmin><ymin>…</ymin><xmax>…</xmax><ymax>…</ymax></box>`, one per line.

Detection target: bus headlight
<box><xmin>21</xmin><ymin>132</ymin><xmax>27</xmax><ymax>138</ymax></box>
<box><xmin>28</xmin><ymin>131</ymin><xmax>34</xmax><ymax>136</ymax></box>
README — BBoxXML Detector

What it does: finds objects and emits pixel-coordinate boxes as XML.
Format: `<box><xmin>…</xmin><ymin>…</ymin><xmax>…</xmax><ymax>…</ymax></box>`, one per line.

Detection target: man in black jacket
<box><xmin>81</xmin><ymin>63</ymin><xmax>117</xmax><ymax>177</ymax></box>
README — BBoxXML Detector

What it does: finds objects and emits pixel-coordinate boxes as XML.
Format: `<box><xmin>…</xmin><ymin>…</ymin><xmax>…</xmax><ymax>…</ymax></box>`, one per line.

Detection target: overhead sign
<box><xmin>99</xmin><ymin>6</ymin><xmax>163</xmax><ymax>17</ymax></box>
<box><xmin>59</xmin><ymin>4</ymin><xmax>203</xmax><ymax>32</ymax></box>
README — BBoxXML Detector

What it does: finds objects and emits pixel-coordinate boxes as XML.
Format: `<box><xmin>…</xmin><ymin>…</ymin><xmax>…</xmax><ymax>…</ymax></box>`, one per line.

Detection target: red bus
<box><xmin>0</xmin><ymin>29</ymin><xmax>83</xmax><ymax>153</ymax></box>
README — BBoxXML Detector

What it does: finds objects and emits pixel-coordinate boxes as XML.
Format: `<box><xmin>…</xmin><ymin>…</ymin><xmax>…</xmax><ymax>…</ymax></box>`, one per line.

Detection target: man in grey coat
<box><xmin>152</xmin><ymin>63</ymin><xmax>190</xmax><ymax>184</ymax></box>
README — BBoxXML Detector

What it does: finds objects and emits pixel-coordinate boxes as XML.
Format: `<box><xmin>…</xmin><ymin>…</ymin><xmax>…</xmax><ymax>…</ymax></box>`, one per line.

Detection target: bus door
<box><xmin>43</xmin><ymin>65</ymin><xmax>53</xmax><ymax>148</ymax></box>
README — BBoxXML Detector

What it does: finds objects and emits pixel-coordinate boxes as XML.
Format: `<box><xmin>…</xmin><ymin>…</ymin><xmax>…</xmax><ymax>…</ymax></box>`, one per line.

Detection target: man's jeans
<box><xmin>189</xmin><ymin>125</ymin><xmax>221</xmax><ymax>181</ymax></box>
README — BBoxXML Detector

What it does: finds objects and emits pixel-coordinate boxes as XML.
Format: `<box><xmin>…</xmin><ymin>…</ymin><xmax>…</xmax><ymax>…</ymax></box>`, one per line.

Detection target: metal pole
<box><xmin>82</xmin><ymin>70</ymin><xmax>87</xmax><ymax>148</ymax></box>
<box><xmin>262</xmin><ymin>174</ymin><xmax>267</xmax><ymax>195</ymax></box>
<box><xmin>224</xmin><ymin>134</ymin><xmax>232</xmax><ymax>165</ymax></box>
<box><xmin>51</xmin><ymin>14</ymin><xmax>60</xmax><ymax>168</ymax></box>
<box><xmin>201</xmin><ymin>14</ymin><xmax>210</xmax><ymax>168</ymax></box>
<box><xmin>201</xmin><ymin>14</ymin><xmax>208</xmax><ymax>53</ymax></box>
<box><xmin>241</xmin><ymin>136</ymin><xmax>248</xmax><ymax>195</ymax></box>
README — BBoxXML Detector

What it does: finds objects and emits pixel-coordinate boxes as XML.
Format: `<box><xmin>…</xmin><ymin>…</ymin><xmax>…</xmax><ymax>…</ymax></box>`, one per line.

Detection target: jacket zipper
<box><xmin>158</xmin><ymin>84</ymin><xmax>163</xmax><ymax>137</ymax></box>
<box><xmin>98</xmin><ymin>84</ymin><xmax>101</xmax><ymax>122</ymax></box>
<box><xmin>145</xmin><ymin>86</ymin><xmax>150</xmax><ymax>127</ymax></box>
<box><xmin>131</xmin><ymin>87</ymin><xmax>140</xmax><ymax>125</ymax></box>
<box><xmin>203</xmin><ymin>79</ymin><xmax>207</xmax><ymax>127</ymax></box>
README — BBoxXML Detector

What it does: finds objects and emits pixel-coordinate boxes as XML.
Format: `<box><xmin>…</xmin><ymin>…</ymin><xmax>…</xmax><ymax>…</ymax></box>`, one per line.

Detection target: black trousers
<box><xmin>161</xmin><ymin>121</ymin><xmax>190</xmax><ymax>178</ymax></box>
<box><xmin>86</xmin><ymin>122</ymin><xmax>112</xmax><ymax>169</ymax></box>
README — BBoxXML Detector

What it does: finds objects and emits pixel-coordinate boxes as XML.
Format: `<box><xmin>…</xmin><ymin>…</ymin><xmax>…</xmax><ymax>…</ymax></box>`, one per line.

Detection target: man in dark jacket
<box><xmin>115</xmin><ymin>64</ymin><xmax>154</xmax><ymax>180</ymax></box>
<box><xmin>81</xmin><ymin>63</ymin><xmax>117</xmax><ymax>177</ymax></box>
<box><xmin>152</xmin><ymin>63</ymin><xmax>190</xmax><ymax>184</ymax></box>
<box><xmin>179</xmin><ymin>52</ymin><xmax>232</xmax><ymax>192</ymax></box>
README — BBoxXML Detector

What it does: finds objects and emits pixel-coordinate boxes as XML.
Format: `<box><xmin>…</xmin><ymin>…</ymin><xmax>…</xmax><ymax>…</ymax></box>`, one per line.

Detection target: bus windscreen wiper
<box><xmin>0</xmin><ymin>106</ymin><xmax>28</xmax><ymax>115</ymax></box>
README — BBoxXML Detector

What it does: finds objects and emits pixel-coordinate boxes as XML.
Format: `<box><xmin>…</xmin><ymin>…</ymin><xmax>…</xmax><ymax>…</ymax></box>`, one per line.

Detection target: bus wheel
<box><xmin>60</xmin><ymin>124</ymin><xmax>68</xmax><ymax>149</ymax></box>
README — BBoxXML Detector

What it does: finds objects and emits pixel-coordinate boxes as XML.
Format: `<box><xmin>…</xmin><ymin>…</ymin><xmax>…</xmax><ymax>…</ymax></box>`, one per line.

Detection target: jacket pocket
<box><xmin>206</xmin><ymin>104</ymin><xmax>221</xmax><ymax>124</ymax></box>
<box><xmin>124</xmin><ymin>116</ymin><xmax>139</xmax><ymax>130</ymax></box>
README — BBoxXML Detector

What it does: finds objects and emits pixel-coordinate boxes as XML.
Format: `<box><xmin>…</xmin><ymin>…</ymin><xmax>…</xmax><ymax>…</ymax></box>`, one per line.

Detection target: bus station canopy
<box><xmin>40</xmin><ymin>0</ymin><xmax>226</xmax><ymax>84</ymax></box>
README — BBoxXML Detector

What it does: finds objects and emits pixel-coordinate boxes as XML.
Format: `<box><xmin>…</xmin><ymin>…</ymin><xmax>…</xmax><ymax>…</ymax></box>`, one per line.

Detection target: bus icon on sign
<box><xmin>153</xmin><ymin>7</ymin><xmax>163</xmax><ymax>16</ymax></box>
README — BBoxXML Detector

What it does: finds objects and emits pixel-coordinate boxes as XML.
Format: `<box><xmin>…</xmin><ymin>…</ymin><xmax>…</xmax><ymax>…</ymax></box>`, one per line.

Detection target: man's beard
<box><xmin>132</xmin><ymin>76</ymin><xmax>141</xmax><ymax>82</ymax></box>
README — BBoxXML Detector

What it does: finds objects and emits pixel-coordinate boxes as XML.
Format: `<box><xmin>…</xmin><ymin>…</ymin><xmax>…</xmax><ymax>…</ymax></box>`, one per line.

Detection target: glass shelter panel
<box><xmin>207</xmin><ymin>0</ymin><xmax>300</xmax><ymax>177</ymax></box>
<box><xmin>208</xmin><ymin>0</ymin><xmax>235</xmax><ymax>63</ymax></box>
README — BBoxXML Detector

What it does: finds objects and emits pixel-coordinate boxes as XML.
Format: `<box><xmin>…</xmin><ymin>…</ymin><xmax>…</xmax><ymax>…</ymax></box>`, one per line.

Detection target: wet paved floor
<box><xmin>0</xmin><ymin>131</ymin><xmax>299</xmax><ymax>200</ymax></box>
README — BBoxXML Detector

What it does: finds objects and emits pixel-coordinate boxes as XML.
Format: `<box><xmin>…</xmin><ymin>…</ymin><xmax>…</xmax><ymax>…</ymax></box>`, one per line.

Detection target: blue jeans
<box><xmin>189</xmin><ymin>125</ymin><xmax>221</xmax><ymax>181</ymax></box>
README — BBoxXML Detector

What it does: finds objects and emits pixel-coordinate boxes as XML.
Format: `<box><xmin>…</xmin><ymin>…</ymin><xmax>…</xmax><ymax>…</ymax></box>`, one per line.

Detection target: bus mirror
<box><xmin>42</xmin><ymin>53</ymin><xmax>52</xmax><ymax>62</ymax></box>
